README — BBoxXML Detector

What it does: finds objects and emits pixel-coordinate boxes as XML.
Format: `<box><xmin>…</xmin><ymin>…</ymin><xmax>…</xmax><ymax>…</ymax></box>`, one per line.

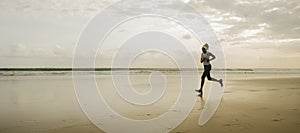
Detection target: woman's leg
<box><xmin>199</xmin><ymin>71</ymin><xmax>207</xmax><ymax>91</ymax></box>
<box><xmin>198</xmin><ymin>67</ymin><xmax>209</xmax><ymax>93</ymax></box>
<box><xmin>207</xmin><ymin>66</ymin><xmax>223</xmax><ymax>87</ymax></box>
<box><xmin>208</xmin><ymin>77</ymin><xmax>223</xmax><ymax>87</ymax></box>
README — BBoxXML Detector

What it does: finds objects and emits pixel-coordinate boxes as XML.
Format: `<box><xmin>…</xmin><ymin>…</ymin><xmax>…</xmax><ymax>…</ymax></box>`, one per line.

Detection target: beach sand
<box><xmin>0</xmin><ymin>72</ymin><xmax>299</xmax><ymax>133</ymax></box>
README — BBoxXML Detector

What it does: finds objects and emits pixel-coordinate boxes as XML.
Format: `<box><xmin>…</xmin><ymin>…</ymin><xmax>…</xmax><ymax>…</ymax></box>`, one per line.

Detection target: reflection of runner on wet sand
<box><xmin>195</xmin><ymin>43</ymin><xmax>223</xmax><ymax>97</ymax></box>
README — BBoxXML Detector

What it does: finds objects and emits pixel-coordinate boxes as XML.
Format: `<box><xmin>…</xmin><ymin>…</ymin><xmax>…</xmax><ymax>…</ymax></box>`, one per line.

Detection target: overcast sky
<box><xmin>0</xmin><ymin>0</ymin><xmax>299</xmax><ymax>68</ymax></box>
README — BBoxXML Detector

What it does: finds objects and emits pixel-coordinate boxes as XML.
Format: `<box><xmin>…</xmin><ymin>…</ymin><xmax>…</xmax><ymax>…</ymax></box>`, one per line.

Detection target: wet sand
<box><xmin>0</xmin><ymin>72</ymin><xmax>299</xmax><ymax>133</ymax></box>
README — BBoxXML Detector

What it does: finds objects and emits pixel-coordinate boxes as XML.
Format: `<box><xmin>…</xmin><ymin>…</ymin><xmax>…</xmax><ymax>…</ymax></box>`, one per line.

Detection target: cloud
<box><xmin>198</xmin><ymin>0</ymin><xmax>300</xmax><ymax>40</ymax></box>
<box><xmin>0</xmin><ymin>0</ymin><xmax>118</xmax><ymax>17</ymax></box>
<box><xmin>189</xmin><ymin>0</ymin><xmax>299</xmax><ymax>45</ymax></box>
<box><xmin>0</xmin><ymin>43</ymin><xmax>72</xmax><ymax>58</ymax></box>
<box><xmin>0</xmin><ymin>0</ymin><xmax>299</xmax><ymax>68</ymax></box>
<box><xmin>1</xmin><ymin>0</ymin><xmax>298</xmax><ymax>40</ymax></box>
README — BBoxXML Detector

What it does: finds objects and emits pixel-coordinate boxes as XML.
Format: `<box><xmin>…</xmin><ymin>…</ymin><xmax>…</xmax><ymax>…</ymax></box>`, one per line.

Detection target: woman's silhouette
<box><xmin>196</xmin><ymin>43</ymin><xmax>223</xmax><ymax>97</ymax></box>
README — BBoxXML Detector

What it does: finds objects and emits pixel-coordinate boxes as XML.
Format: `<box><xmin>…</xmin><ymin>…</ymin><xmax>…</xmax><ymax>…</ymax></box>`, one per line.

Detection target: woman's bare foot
<box><xmin>219</xmin><ymin>79</ymin><xmax>223</xmax><ymax>87</ymax></box>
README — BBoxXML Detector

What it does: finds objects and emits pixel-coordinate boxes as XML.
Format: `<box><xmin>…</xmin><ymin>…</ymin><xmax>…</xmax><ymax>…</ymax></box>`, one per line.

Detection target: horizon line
<box><xmin>0</xmin><ymin>67</ymin><xmax>300</xmax><ymax>72</ymax></box>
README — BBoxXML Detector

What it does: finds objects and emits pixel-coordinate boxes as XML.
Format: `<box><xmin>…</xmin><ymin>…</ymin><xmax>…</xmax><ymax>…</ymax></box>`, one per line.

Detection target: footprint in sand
<box><xmin>224</xmin><ymin>91</ymin><xmax>232</xmax><ymax>94</ymax></box>
<box><xmin>224</xmin><ymin>124</ymin><xmax>231</xmax><ymax>127</ymax></box>
<box><xmin>288</xmin><ymin>88</ymin><xmax>300</xmax><ymax>90</ymax></box>
<box><xmin>224</xmin><ymin>123</ymin><xmax>240</xmax><ymax>127</ymax></box>
<box><xmin>272</xmin><ymin>118</ymin><xmax>283</xmax><ymax>122</ymax></box>
<box><xmin>267</xmin><ymin>89</ymin><xmax>280</xmax><ymax>91</ymax></box>
<box><xmin>248</xmin><ymin>90</ymin><xmax>261</xmax><ymax>92</ymax></box>
<box><xmin>174</xmin><ymin>131</ymin><xmax>190</xmax><ymax>133</ymax></box>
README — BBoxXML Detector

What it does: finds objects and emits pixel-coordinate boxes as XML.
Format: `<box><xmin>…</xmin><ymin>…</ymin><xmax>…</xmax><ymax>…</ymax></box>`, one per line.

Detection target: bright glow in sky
<box><xmin>0</xmin><ymin>0</ymin><xmax>299</xmax><ymax>68</ymax></box>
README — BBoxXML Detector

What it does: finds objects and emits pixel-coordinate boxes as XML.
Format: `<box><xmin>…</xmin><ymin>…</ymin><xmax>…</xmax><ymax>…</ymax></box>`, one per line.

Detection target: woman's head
<box><xmin>202</xmin><ymin>43</ymin><xmax>209</xmax><ymax>53</ymax></box>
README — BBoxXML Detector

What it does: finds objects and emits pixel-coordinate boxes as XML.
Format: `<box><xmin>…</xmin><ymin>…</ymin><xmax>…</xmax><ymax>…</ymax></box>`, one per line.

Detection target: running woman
<box><xmin>196</xmin><ymin>43</ymin><xmax>223</xmax><ymax>97</ymax></box>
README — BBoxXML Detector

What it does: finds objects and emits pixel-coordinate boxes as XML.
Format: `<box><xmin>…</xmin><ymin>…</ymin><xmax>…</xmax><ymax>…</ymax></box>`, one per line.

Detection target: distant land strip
<box><xmin>0</xmin><ymin>68</ymin><xmax>254</xmax><ymax>71</ymax></box>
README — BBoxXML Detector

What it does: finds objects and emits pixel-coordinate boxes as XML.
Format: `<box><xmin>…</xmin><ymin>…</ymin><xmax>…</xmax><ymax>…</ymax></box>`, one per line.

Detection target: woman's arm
<box><xmin>208</xmin><ymin>52</ymin><xmax>216</xmax><ymax>61</ymax></box>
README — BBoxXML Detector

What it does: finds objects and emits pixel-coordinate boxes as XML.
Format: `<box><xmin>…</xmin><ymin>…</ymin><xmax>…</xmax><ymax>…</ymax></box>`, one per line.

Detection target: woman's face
<box><xmin>202</xmin><ymin>47</ymin><xmax>207</xmax><ymax>53</ymax></box>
